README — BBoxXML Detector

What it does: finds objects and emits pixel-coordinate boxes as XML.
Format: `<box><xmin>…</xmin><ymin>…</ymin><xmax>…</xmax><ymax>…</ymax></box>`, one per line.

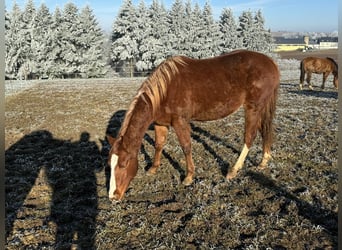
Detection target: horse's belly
<box><xmin>192</xmin><ymin>102</ymin><xmax>241</xmax><ymax>121</ymax></box>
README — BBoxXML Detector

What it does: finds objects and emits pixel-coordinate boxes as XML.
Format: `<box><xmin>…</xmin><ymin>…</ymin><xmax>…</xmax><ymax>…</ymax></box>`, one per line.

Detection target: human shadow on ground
<box><xmin>5</xmin><ymin>130</ymin><xmax>102</xmax><ymax>249</ymax></box>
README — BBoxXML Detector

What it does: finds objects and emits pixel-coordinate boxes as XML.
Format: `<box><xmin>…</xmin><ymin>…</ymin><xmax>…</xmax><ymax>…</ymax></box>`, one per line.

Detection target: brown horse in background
<box><xmin>107</xmin><ymin>50</ymin><xmax>280</xmax><ymax>201</ymax></box>
<box><xmin>299</xmin><ymin>57</ymin><xmax>338</xmax><ymax>90</ymax></box>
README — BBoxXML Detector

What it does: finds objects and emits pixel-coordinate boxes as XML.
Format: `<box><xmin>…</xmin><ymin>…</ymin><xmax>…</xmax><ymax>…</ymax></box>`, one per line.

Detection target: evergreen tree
<box><xmin>135</xmin><ymin>0</ymin><xmax>151</xmax><ymax>72</ymax></box>
<box><xmin>182</xmin><ymin>0</ymin><xmax>199</xmax><ymax>58</ymax></box>
<box><xmin>146</xmin><ymin>0</ymin><xmax>169</xmax><ymax>68</ymax></box>
<box><xmin>189</xmin><ymin>3</ymin><xmax>205</xmax><ymax>59</ymax></box>
<box><xmin>20</xmin><ymin>0</ymin><xmax>37</xmax><ymax>78</ymax></box>
<box><xmin>111</xmin><ymin>0</ymin><xmax>138</xmax><ymax>77</ymax></box>
<box><xmin>59</xmin><ymin>2</ymin><xmax>81</xmax><ymax>77</ymax></box>
<box><xmin>49</xmin><ymin>7</ymin><xmax>64</xmax><ymax>78</ymax></box>
<box><xmin>168</xmin><ymin>0</ymin><xmax>186</xmax><ymax>55</ymax></box>
<box><xmin>219</xmin><ymin>8</ymin><xmax>242</xmax><ymax>52</ymax></box>
<box><xmin>238</xmin><ymin>10</ymin><xmax>273</xmax><ymax>52</ymax></box>
<box><xmin>78</xmin><ymin>5</ymin><xmax>107</xmax><ymax>77</ymax></box>
<box><xmin>31</xmin><ymin>3</ymin><xmax>53</xmax><ymax>78</ymax></box>
<box><xmin>5</xmin><ymin>3</ymin><xmax>24</xmax><ymax>79</ymax></box>
<box><xmin>202</xmin><ymin>2</ymin><xmax>221</xmax><ymax>57</ymax></box>
<box><xmin>238</xmin><ymin>10</ymin><xmax>255</xmax><ymax>50</ymax></box>
<box><xmin>253</xmin><ymin>10</ymin><xmax>274</xmax><ymax>52</ymax></box>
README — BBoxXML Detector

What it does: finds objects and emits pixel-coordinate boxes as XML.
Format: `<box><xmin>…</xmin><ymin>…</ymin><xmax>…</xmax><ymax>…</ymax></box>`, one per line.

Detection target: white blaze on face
<box><xmin>109</xmin><ymin>154</ymin><xmax>118</xmax><ymax>199</ymax></box>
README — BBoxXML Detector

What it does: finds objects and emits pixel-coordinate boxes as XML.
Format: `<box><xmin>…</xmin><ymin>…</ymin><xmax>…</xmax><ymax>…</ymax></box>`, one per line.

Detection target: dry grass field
<box><xmin>5</xmin><ymin>53</ymin><xmax>338</xmax><ymax>249</ymax></box>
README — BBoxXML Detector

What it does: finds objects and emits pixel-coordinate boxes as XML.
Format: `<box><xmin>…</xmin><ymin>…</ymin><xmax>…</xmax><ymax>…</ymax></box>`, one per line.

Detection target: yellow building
<box><xmin>273</xmin><ymin>37</ymin><xmax>306</xmax><ymax>52</ymax></box>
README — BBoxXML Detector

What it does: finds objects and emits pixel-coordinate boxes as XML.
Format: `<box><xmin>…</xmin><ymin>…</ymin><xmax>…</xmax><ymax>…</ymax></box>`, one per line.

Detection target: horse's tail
<box><xmin>260</xmin><ymin>77</ymin><xmax>279</xmax><ymax>154</ymax></box>
<box><xmin>326</xmin><ymin>57</ymin><xmax>338</xmax><ymax>76</ymax></box>
<box><xmin>299</xmin><ymin>59</ymin><xmax>305</xmax><ymax>83</ymax></box>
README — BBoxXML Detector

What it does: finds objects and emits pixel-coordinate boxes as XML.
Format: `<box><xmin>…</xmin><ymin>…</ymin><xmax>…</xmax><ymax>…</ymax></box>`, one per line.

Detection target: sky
<box><xmin>5</xmin><ymin>0</ymin><xmax>339</xmax><ymax>33</ymax></box>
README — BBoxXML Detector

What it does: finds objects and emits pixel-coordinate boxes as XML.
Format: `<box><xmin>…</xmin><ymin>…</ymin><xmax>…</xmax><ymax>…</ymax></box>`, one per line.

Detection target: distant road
<box><xmin>277</xmin><ymin>49</ymin><xmax>338</xmax><ymax>61</ymax></box>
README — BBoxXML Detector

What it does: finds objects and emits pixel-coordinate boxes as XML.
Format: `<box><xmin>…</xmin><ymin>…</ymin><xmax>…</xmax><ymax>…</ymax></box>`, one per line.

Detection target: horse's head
<box><xmin>107</xmin><ymin>135</ymin><xmax>138</xmax><ymax>202</ymax></box>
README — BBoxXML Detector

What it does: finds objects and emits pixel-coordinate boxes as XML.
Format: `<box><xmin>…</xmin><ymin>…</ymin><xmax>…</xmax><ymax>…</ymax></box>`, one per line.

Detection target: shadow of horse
<box><xmin>102</xmin><ymin>110</ymin><xmax>185</xmax><ymax>184</ymax></box>
<box><xmin>103</xmin><ymin>110</ymin><xmax>252</xmax><ymax>183</ymax></box>
<box><xmin>103</xmin><ymin>110</ymin><xmax>337</xmax><ymax>245</ymax></box>
<box><xmin>288</xmin><ymin>89</ymin><xmax>338</xmax><ymax>99</ymax></box>
<box><xmin>5</xmin><ymin>130</ymin><xmax>102</xmax><ymax>249</ymax></box>
<box><xmin>247</xmin><ymin>171</ymin><xmax>337</xmax><ymax>243</ymax></box>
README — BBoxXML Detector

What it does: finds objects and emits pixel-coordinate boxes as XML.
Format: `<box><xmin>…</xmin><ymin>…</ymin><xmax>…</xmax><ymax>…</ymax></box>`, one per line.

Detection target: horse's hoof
<box><xmin>226</xmin><ymin>172</ymin><xmax>237</xmax><ymax>180</ymax></box>
<box><xmin>182</xmin><ymin>177</ymin><xmax>193</xmax><ymax>186</ymax></box>
<box><xmin>146</xmin><ymin>168</ymin><xmax>157</xmax><ymax>176</ymax></box>
<box><xmin>257</xmin><ymin>164</ymin><xmax>267</xmax><ymax>170</ymax></box>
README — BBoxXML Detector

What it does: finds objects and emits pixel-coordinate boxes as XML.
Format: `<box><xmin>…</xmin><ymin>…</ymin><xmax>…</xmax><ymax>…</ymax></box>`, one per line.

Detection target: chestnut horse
<box><xmin>107</xmin><ymin>50</ymin><xmax>280</xmax><ymax>201</ymax></box>
<box><xmin>299</xmin><ymin>57</ymin><xmax>338</xmax><ymax>90</ymax></box>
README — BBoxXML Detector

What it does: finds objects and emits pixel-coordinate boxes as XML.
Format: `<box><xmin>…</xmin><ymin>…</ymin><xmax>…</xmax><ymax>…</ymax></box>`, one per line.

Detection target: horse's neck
<box><xmin>121</xmin><ymin>96</ymin><xmax>153</xmax><ymax>154</ymax></box>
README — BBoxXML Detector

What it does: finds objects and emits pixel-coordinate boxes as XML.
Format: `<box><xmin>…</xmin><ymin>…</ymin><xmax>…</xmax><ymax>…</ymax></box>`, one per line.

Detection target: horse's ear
<box><xmin>106</xmin><ymin>135</ymin><xmax>116</xmax><ymax>146</ymax></box>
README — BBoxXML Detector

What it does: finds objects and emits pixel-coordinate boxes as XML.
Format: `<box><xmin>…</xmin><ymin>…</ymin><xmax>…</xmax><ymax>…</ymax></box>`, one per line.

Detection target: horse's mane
<box><xmin>326</xmin><ymin>57</ymin><xmax>338</xmax><ymax>74</ymax></box>
<box><xmin>117</xmin><ymin>56</ymin><xmax>188</xmax><ymax>138</ymax></box>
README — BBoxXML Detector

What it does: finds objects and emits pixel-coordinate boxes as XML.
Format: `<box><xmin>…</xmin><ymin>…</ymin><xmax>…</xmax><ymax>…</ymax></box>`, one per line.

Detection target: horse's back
<box><xmin>301</xmin><ymin>56</ymin><xmax>336</xmax><ymax>74</ymax></box>
<box><xmin>157</xmin><ymin>50</ymin><xmax>279</xmax><ymax>122</ymax></box>
<box><xmin>179</xmin><ymin>50</ymin><xmax>279</xmax><ymax>99</ymax></box>
<box><xmin>178</xmin><ymin>50</ymin><xmax>279</xmax><ymax>87</ymax></box>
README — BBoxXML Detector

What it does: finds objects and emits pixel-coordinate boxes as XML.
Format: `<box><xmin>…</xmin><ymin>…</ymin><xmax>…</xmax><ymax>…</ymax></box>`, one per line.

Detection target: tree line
<box><xmin>5</xmin><ymin>0</ymin><xmax>107</xmax><ymax>80</ymax></box>
<box><xmin>5</xmin><ymin>0</ymin><xmax>274</xmax><ymax>80</ymax></box>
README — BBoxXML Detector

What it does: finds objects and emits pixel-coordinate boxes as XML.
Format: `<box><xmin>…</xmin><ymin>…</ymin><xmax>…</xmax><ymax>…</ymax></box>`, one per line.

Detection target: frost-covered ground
<box><xmin>5</xmin><ymin>58</ymin><xmax>338</xmax><ymax>249</ymax></box>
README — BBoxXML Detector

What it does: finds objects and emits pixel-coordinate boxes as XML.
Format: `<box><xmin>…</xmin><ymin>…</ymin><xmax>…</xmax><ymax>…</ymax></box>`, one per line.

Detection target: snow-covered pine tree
<box><xmin>238</xmin><ymin>10</ymin><xmax>255</xmax><ymax>50</ymax></box>
<box><xmin>49</xmin><ymin>7</ymin><xmax>64</xmax><ymax>78</ymax></box>
<box><xmin>31</xmin><ymin>3</ymin><xmax>53</xmax><ymax>78</ymax></box>
<box><xmin>253</xmin><ymin>10</ymin><xmax>274</xmax><ymax>52</ymax></box>
<box><xmin>20</xmin><ymin>0</ymin><xmax>37</xmax><ymax>79</ymax></box>
<box><xmin>182</xmin><ymin>0</ymin><xmax>197</xmax><ymax>58</ymax></box>
<box><xmin>60</xmin><ymin>2</ymin><xmax>82</xmax><ymax>77</ymax></box>
<box><xmin>219</xmin><ymin>8</ymin><xmax>242</xmax><ymax>53</ymax></box>
<box><xmin>111</xmin><ymin>0</ymin><xmax>138</xmax><ymax>77</ymax></box>
<box><xmin>189</xmin><ymin>3</ymin><xmax>205</xmax><ymax>59</ymax></box>
<box><xmin>200</xmin><ymin>1</ymin><xmax>221</xmax><ymax>58</ymax></box>
<box><xmin>78</xmin><ymin>5</ymin><xmax>107</xmax><ymax>78</ymax></box>
<box><xmin>142</xmin><ymin>0</ymin><xmax>169</xmax><ymax>69</ymax></box>
<box><xmin>135</xmin><ymin>0</ymin><xmax>152</xmax><ymax>73</ymax></box>
<box><xmin>168</xmin><ymin>0</ymin><xmax>186</xmax><ymax>56</ymax></box>
<box><xmin>153</xmin><ymin>2</ymin><xmax>171</xmax><ymax>65</ymax></box>
<box><xmin>5</xmin><ymin>3</ymin><xmax>24</xmax><ymax>79</ymax></box>
<box><xmin>238</xmin><ymin>10</ymin><xmax>274</xmax><ymax>52</ymax></box>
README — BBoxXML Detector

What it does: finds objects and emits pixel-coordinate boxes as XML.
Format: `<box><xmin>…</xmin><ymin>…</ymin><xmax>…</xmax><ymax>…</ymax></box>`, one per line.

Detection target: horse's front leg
<box><xmin>172</xmin><ymin>118</ymin><xmax>195</xmax><ymax>186</ymax></box>
<box><xmin>147</xmin><ymin>125</ymin><xmax>169</xmax><ymax>175</ymax></box>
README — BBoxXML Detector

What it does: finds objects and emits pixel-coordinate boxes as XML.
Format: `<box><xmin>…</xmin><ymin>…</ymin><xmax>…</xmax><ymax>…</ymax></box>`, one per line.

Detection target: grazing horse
<box><xmin>299</xmin><ymin>57</ymin><xmax>338</xmax><ymax>90</ymax></box>
<box><xmin>107</xmin><ymin>50</ymin><xmax>280</xmax><ymax>201</ymax></box>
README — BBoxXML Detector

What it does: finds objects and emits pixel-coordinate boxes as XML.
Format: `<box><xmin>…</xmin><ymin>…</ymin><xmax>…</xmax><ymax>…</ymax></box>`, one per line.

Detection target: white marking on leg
<box><xmin>227</xmin><ymin>144</ymin><xmax>249</xmax><ymax>179</ymax></box>
<box><xmin>109</xmin><ymin>154</ymin><xmax>118</xmax><ymax>199</ymax></box>
<box><xmin>235</xmin><ymin>144</ymin><xmax>249</xmax><ymax>169</ymax></box>
<box><xmin>259</xmin><ymin>151</ymin><xmax>271</xmax><ymax>169</ymax></box>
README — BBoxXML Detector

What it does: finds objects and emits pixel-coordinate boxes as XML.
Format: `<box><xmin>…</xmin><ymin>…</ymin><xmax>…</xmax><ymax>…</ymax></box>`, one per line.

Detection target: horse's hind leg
<box><xmin>299</xmin><ymin>66</ymin><xmax>305</xmax><ymax>90</ymax></box>
<box><xmin>147</xmin><ymin>125</ymin><xmax>169</xmax><ymax>175</ymax></box>
<box><xmin>321</xmin><ymin>72</ymin><xmax>329</xmax><ymax>89</ymax></box>
<box><xmin>306</xmin><ymin>72</ymin><xmax>313</xmax><ymax>90</ymax></box>
<box><xmin>172</xmin><ymin>117</ymin><xmax>195</xmax><ymax>186</ymax></box>
<box><xmin>227</xmin><ymin>107</ymin><xmax>259</xmax><ymax>180</ymax></box>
